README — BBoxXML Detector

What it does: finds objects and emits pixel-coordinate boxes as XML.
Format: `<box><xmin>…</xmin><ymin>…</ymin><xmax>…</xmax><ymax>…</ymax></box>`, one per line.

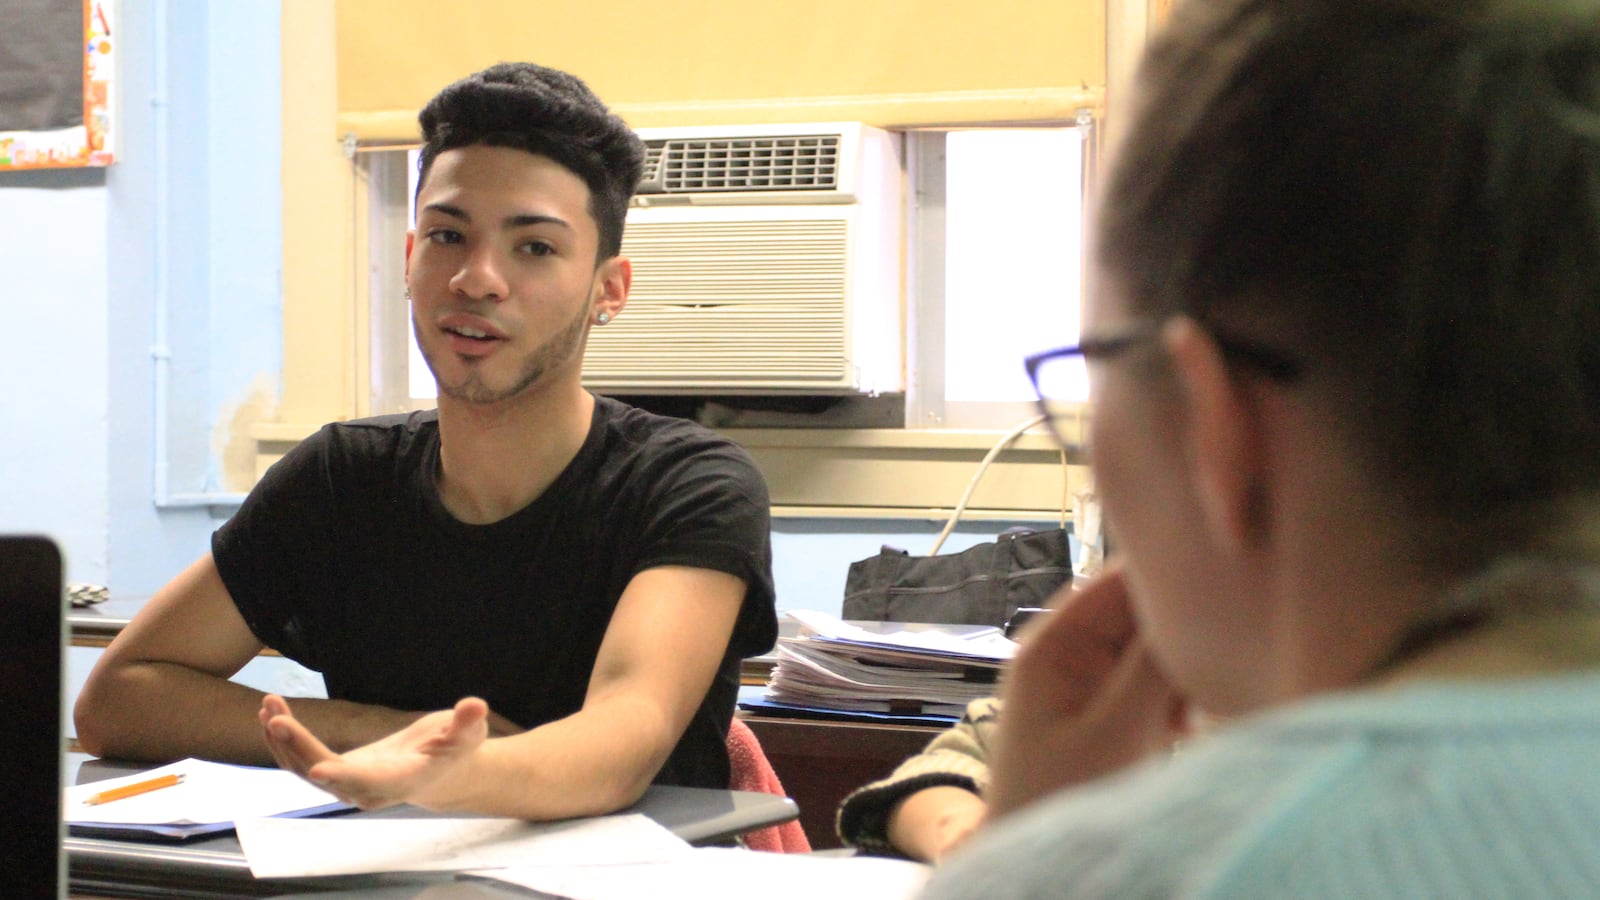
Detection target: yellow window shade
<box><xmin>335</xmin><ymin>0</ymin><xmax>1104</xmax><ymax>143</ymax></box>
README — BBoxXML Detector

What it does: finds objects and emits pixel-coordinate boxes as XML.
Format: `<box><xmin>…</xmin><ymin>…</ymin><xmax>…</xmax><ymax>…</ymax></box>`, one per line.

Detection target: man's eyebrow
<box><xmin>505</xmin><ymin>213</ymin><xmax>573</xmax><ymax>231</ymax></box>
<box><xmin>420</xmin><ymin>202</ymin><xmax>470</xmax><ymax>222</ymax></box>
<box><xmin>416</xmin><ymin>204</ymin><xmax>572</xmax><ymax>232</ymax></box>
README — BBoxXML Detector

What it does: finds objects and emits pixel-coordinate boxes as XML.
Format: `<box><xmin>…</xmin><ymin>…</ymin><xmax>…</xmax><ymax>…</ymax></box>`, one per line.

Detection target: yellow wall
<box><xmin>334</xmin><ymin>0</ymin><xmax>1105</xmax><ymax>141</ymax></box>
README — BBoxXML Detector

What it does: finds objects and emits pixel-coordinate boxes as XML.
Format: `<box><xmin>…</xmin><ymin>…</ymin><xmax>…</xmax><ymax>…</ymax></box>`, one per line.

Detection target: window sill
<box><xmin>251</xmin><ymin>423</ymin><xmax>1087</xmax><ymax>515</ymax></box>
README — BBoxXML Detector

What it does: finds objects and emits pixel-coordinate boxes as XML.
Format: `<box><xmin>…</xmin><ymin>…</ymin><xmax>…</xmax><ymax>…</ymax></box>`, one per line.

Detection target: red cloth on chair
<box><xmin>726</xmin><ymin>716</ymin><xmax>812</xmax><ymax>852</ymax></box>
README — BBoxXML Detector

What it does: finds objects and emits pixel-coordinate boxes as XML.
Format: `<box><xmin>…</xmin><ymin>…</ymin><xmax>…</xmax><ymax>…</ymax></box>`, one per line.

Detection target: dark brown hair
<box><xmin>416</xmin><ymin>62</ymin><xmax>645</xmax><ymax>261</ymax></box>
<box><xmin>1098</xmin><ymin>0</ymin><xmax>1600</xmax><ymax>567</ymax></box>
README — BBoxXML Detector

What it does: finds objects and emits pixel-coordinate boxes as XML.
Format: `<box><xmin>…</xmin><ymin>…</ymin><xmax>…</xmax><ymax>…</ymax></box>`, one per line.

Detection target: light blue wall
<box><xmin>107</xmin><ymin>0</ymin><xmax>284</xmax><ymax>598</ymax></box>
<box><xmin>0</xmin><ymin>168</ymin><xmax>110</xmax><ymax>581</ymax></box>
<box><xmin>0</xmin><ymin>0</ymin><xmax>283</xmax><ymax>595</ymax></box>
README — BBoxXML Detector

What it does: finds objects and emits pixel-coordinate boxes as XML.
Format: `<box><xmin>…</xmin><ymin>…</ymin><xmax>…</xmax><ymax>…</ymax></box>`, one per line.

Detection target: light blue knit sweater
<box><xmin>921</xmin><ymin>669</ymin><xmax>1600</xmax><ymax>899</ymax></box>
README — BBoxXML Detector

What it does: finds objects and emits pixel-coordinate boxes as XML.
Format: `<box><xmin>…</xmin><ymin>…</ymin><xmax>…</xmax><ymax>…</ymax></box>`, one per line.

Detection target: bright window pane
<box><xmin>405</xmin><ymin>150</ymin><xmax>437</xmax><ymax>401</ymax></box>
<box><xmin>943</xmin><ymin>129</ymin><xmax>1085</xmax><ymax>402</ymax></box>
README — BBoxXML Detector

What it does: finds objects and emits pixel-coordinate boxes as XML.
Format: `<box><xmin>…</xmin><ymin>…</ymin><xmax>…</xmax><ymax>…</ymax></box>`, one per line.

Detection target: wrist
<box><xmin>888</xmin><ymin>785</ymin><xmax>987</xmax><ymax>862</ymax></box>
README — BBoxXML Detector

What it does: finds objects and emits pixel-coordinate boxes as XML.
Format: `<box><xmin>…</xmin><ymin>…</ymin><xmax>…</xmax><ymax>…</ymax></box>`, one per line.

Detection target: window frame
<box><xmin>361</xmin><ymin>120</ymin><xmax>1097</xmax><ymax>427</ymax></box>
<box><xmin>906</xmin><ymin>124</ymin><xmax>1095</xmax><ymax>432</ymax></box>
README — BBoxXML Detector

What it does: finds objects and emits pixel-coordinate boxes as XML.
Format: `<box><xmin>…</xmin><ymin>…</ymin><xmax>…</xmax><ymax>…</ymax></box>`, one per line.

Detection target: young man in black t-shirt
<box><xmin>76</xmin><ymin>62</ymin><xmax>777</xmax><ymax>819</ymax></box>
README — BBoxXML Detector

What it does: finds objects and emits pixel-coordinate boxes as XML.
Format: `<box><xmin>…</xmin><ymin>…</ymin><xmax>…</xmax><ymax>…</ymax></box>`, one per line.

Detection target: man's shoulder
<box><xmin>584</xmin><ymin>397</ymin><xmax>771</xmax><ymax>523</ymax></box>
<box><xmin>262</xmin><ymin>412</ymin><xmax>440</xmax><ymax>490</ymax></box>
<box><xmin>324</xmin><ymin>409</ymin><xmax>438</xmax><ymax>436</ymax></box>
<box><xmin>596</xmin><ymin>395</ymin><xmax>710</xmax><ymax>436</ymax></box>
<box><xmin>595</xmin><ymin>396</ymin><xmax>753</xmax><ymax>460</ymax></box>
<box><xmin>310</xmin><ymin>410</ymin><xmax>438</xmax><ymax>454</ymax></box>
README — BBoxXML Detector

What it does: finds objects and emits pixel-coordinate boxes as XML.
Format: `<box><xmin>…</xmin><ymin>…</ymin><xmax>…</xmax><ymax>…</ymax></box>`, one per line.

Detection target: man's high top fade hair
<box><xmin>1098</xmin><ymin>0</ymin><xmax>1600</xmax><ymax>570</ymax></box>
<box><xmin>416</xmin><ymin>62</ymin><xmax>645</xmax><ymax>261</ymax></box>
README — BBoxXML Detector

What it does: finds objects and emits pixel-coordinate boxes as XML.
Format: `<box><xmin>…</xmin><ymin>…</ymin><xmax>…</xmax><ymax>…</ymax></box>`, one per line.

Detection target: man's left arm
<box><xmin>262</xmin><ymin>564</ymin><xmax>745</xmax><ymax>819</ymax></box>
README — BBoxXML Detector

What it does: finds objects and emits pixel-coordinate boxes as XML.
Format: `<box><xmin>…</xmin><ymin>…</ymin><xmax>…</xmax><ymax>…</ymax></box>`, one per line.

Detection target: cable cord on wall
<box><xmin>928</xmin><ymin>413</ymin><xmax>1050</xmax><ymax>555</ymax></box>
<box><xmin>1059</xmin><ymin>447</ymin><xmax>1071</xmax><ymax>531</ymax></box>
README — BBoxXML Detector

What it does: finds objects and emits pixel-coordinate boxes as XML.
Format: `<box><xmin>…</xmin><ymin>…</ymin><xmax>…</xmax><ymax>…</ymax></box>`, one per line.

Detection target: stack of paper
<box><xmin>763</xmin><ymin>610</ymin><xmax>1016</xmax><ymax>716</ymax></box>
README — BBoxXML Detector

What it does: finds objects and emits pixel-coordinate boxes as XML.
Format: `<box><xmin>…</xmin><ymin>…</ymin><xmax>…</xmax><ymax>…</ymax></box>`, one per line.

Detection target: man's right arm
<box><xmin>73</xmin><ymin>553</ymin><xmax>437</xmax><ymax>765</ymax></box>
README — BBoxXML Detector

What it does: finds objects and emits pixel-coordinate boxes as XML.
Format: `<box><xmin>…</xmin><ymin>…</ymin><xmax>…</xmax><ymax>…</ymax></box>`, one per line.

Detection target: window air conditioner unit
<box><xmin>582</xmin><ymin>122</ymin><xmax>904</xmax><ymax>396</ymax></box>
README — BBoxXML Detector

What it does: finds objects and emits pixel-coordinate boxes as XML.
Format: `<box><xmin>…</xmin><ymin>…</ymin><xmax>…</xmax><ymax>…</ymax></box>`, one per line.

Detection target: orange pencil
<box><xmin>84</xmin><ymin>773</ymin><xmax>184</xmax><ymax>806</ymax></box>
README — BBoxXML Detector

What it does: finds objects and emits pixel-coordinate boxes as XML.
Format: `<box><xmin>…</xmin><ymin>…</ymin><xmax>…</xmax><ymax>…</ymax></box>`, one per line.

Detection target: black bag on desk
<box><xmin>842</xmin><ymin>528</ymin><xmax>1074</xmax><ymax>626</ymax></box>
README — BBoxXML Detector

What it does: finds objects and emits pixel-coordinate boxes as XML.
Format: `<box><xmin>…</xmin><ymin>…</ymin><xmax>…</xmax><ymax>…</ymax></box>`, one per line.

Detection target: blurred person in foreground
<box><xmin>922</xmin><ymin>0</ymin><xmax>1600</xmax><ymax>895</ymax></box>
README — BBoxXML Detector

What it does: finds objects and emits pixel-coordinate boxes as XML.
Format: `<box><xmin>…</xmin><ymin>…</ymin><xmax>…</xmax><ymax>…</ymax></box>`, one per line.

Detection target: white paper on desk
<box><xmin>236</xmin><ymin>812</ymin><xmax>689</xmax><ymax>878</ymax></box>
<box><xmin>64</xmin><ymin>758</ymin><xmax>346</xmax><ymax>825</ymax></box>
<box><xmin>468</xmin><ymin>846</ymin><xmax>930</xmax><ymax>900</ymax></box>
<box><xmin>786</xmin><ymin>609</ymin><xmax>1017</xmax><ymax>660</ymax></box>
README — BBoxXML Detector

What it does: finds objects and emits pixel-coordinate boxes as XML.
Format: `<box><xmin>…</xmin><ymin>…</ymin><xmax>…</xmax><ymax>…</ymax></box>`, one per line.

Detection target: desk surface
<box><xmin>67</xmin><ymin>758</ymin><xmax>798</xmax><ymax>899</ymax></box>
<box><xmin>68</xmin><ymin>597</ymin><xmax>149</xmax><ymax>649</ymax></box>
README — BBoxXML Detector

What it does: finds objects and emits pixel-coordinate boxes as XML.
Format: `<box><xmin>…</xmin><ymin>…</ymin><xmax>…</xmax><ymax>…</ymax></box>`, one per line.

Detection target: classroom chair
<box><xmin>726</xmin><ymin>717</ymin><xmax>811</xmax><ymax>853</ymax></box>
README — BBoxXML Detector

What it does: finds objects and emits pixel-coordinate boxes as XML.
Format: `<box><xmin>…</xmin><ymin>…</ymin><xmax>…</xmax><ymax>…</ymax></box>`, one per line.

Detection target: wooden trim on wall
<box><xmin>279</xmin><ymin>0</ymin><xmax>358</xmax><ymax>428</ymax></box>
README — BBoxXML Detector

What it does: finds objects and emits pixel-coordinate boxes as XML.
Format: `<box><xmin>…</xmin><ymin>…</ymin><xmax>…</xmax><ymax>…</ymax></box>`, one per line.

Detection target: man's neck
<box><xmin>433</xmin><ymin>381</ymin><xmax>596</xmax><ymax>525</ymax></box>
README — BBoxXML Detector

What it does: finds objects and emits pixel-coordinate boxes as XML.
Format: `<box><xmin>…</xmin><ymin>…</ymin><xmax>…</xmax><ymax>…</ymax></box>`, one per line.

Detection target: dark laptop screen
<box><xmin>0</xmin><ymin>536</ymin><xmax>66</xmax><ymax>898</ymax></box>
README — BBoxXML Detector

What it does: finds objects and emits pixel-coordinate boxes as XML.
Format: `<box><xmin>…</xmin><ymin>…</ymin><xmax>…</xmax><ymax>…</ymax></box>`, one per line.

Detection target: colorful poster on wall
<box><xmin>0</xmin><ymin>0</ymin><xmax>115</xmax><ymax>170</ymax></box>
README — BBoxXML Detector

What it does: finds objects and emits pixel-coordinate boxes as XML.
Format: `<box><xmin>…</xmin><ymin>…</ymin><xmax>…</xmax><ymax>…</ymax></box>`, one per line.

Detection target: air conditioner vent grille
<box><xmin>642</xmin><ymin>135</ymin><xmax>842</xmax><ymax>193</ymax></box>
<box><xmin>641</xmin><ymin>142</ymin><xmax>664</xmax><ymax>185</ymax></box>
<box><xmin>584</xmin><ymin>217</ymin><xmax>857</xmax><ymax>391</ymax></box>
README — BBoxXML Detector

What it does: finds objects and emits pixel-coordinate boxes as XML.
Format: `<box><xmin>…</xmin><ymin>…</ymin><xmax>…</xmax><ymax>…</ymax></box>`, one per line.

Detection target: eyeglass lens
<box><xmin>1032</xmin><ymin>353</ymin><xmax>1091</xmax><ymax>450</ymax></box>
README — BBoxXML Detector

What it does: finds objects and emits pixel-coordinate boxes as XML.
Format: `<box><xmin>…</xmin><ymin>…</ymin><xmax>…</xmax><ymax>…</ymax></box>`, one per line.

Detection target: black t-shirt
<box><xmin>213</xmin><ymin>396</ymin><xmax>777</xmax><ymax>789</ymax></box>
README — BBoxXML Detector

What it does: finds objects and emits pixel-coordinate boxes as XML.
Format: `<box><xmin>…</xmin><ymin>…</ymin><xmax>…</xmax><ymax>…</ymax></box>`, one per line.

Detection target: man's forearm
<box><xmin>75</xmin><ymin>660</ymin><xmax>423</xmax><ymax>765</ymax></box>
<box><xmin>77</xmin><ymin>659</ymin><xmax>280</xmax><ymax>764</ymax></box>
<box><xmin>407</xmin><ymin>694</ymin><xmax>678</xmax><ymax>819</ymax></box>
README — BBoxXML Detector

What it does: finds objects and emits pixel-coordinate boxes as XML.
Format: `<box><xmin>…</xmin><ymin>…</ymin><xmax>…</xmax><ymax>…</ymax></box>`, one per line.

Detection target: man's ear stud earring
<box><xmin>597</xmin><ymin>312</ymin><xmax>611</xmax><ymax>325</ymax></box>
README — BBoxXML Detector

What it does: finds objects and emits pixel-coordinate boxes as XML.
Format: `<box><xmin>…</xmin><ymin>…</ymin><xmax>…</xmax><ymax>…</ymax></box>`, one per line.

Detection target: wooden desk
<box><xmin>738</xmin><ymin>713</ymin><xmax>943</xmax><ymax>851</ymax></box>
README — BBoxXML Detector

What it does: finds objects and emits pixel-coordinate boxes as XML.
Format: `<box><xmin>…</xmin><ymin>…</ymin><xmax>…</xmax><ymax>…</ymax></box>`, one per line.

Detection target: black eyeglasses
<box><xmin>1023</xmin><ymin>321</ymin><xmax>1305</xmax><ymax>450</ymax></box>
